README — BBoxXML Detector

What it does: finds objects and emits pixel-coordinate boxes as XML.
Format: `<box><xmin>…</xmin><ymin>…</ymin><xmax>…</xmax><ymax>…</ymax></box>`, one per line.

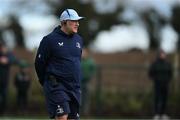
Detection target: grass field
<box><xmin>0</xmin><ymin>117</ymin><xmax>130</xmax><ymax>120</ymax></box>
<box><xmin>1</xmin><ymin>118</ymin><xmax>180</xmax><ymax>120</ymax></box>
<box><xmin>0</xmin><ymin>119</ymin><xmax>155</xmax><ymax>120</ymax></box>
<box><xmin>0</xmin><ymin>118</ymin><xmax>160</xmax><ymax>120</ymax></box>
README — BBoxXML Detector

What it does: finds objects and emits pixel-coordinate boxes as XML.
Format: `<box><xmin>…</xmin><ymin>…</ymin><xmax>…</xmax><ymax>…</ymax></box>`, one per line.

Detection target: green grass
<box><xmin>0</xmin><ymin>118</ymin><xmax>156</xmax><ymax>120</ymax></box>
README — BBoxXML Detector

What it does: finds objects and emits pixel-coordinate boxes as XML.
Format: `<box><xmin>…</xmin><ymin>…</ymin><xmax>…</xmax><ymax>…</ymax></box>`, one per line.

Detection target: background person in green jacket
<box><xmin>81</xmin><ymin>48</ymin><xmax>96</xmax><ymax>115</ymax></box>
<box><xmin>14</xmin><ymin>60</ymin><xmax>31</xmax><ymax>111</ymax></box>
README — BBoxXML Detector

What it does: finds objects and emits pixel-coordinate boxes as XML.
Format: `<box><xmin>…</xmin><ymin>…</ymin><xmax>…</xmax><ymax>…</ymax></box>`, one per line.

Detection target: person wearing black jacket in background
<box><xmin>149</xmin><ymin>50</ymin><xmax>173</xmax><ymax>120</ymax></box>
<box><xmin>0</xmin><ymin>42</ymin><xmax>17</xmax><ymax>115</ymax></box>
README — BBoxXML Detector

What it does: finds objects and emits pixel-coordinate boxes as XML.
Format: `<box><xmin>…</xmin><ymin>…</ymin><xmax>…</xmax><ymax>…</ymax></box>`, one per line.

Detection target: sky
<box><xmin>0</xmin><ymin>0</ymin><xmax>179</xmax><ymax>53</ymax></box>
<box><xmin>90</xmin><ymin>23</ymin><xmax>149</xmax><ymax>53</ymax></box>
<box><xmin>90</xmin><ymin>0</ymin><xmax>179</xmax><ymax>53</ymax></box>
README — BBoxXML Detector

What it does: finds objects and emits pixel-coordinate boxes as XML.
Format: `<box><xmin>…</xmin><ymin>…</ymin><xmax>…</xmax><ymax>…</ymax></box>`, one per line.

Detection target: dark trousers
<box><xmin>17</xmin><ymin>90</ymin><xmax>28</xmax><ymax>109</ymax></box>
<box><xmin>154</xmin><ymin>83</ymin><xmax>169</xmax><ymax>115</ymax></box>
<box><xmin>0</xmin><ymin>82</ymin><xmax>8</xmax><ymax>114</ymax></box>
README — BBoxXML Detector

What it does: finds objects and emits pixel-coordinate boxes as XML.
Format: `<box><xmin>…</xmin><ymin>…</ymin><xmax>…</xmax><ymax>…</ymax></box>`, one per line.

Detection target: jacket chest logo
<box><xmin>76</xmin><ymin>42</ymin><xmax>81</xmax><ymax>48</ymax></box>
<box><xmin>58</xmin><ymin>42</ymin><xmax>63</xmax><ymax>46</ymax></box>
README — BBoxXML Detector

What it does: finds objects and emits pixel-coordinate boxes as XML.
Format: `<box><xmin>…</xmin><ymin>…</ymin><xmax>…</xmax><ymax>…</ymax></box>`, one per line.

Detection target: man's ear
<box><xmin>63</xmin><ymin>21</ymin><xmax>67</xmax><ymax>25</ymax></box>
<box><xmin>61</xmin><ymin>21</ymin><xmax>67</xmax><ymax>26</ymax></box>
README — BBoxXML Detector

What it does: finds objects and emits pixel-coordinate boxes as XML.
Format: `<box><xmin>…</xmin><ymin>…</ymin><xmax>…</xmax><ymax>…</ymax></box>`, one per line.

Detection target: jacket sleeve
<box><xmin>34</xmin><ymin>36</ymin><xmax>51</xmax><ymax>85</ymax></box>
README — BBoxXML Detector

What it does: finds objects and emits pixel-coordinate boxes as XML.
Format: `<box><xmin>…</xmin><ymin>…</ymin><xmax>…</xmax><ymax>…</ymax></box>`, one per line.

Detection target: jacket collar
<box><xmin>53</xmin><ymin>26</ymin><xmax>75</xmax><ymax>37</ymax></box>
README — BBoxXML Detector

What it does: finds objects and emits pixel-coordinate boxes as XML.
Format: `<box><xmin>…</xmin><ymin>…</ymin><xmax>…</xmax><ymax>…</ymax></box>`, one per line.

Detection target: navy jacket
<box><xmin>35</xmin><ymin>26</ymin><xmax>83</xmax><ymax>101</ymax></box>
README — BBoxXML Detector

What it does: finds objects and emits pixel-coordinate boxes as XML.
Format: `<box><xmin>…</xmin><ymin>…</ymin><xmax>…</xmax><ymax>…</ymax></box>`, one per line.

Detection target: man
<box><xmin>14</xmin><ymin>60</ymin><xmax>31</xmax><ymax>110</ymax></box>
<box><xmin>148</xmin><ymin>50</ymin><xmax>173</xmax><ymax>120</ymax></box>
<box><xmin>81</xmin><ymin>48</ymin><xmax>96</xmax><ymax>115</ymax></box>
<box><xmin>35</xmin><ymin>9</ymin><xmax>84</xmax><ymax>120</ymax></box>
<box><xmin>0</xmin><ymin>42</ymin><xmax>17</xmax><ymax>114</ymax></box>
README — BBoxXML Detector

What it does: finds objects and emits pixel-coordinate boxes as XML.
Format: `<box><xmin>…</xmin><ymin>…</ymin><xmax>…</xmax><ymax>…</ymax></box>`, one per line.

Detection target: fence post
<box><xmin>173</xmin><ymin>51</ymin><xmax>179</xmax><ymax>92</ymax></box>
<box><xmin>95</xmin><ymin>65</ymin><xmax>102</xmax><ymax>115</ymax></box>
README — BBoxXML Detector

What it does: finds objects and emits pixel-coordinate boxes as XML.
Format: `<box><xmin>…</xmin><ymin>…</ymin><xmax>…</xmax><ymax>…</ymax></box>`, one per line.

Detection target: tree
<box><xmin>172</xmin><ymin>5</ymin><xmax>180</xmax><ymax>50</ymax></box>
<box><xmin>0</xmin><ymin>29</ymin><xmax>4</xmax><ymax>43</ymax></box>
<box><xmin>8</xmin><ymin>15</ymin><xmax>25</xmax><ymax>48</ymax></box>
<box><xmin>141</xmin><ymin>9</ymin><xmax>162</xmax><ymax>50</ymax></box>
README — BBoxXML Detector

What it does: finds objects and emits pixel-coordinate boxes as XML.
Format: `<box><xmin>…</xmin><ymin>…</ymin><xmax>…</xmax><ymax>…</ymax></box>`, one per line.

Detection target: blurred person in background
<box><xmin>0</xmin><ymin>41</ymin><xmax>17</xmax><ymax>115</ymax></box>
<box><xmin>35</xmin><ymin>9</ymin><xmax>84</xmax><ymax>120</ymax></box>
<box><xmin>81</xmin><ymin>48</ymin><xmax>96</xmax><ymax>115</ymax></box>
<box><xmin>14</xmin><ymin>60</ymin><xmax>31</xmax><ymax>111</ymax></box>
<box><xmin>148</xmin><ymin>50</ymin><xmax>173</xmax><ymax>120</ymax></box>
